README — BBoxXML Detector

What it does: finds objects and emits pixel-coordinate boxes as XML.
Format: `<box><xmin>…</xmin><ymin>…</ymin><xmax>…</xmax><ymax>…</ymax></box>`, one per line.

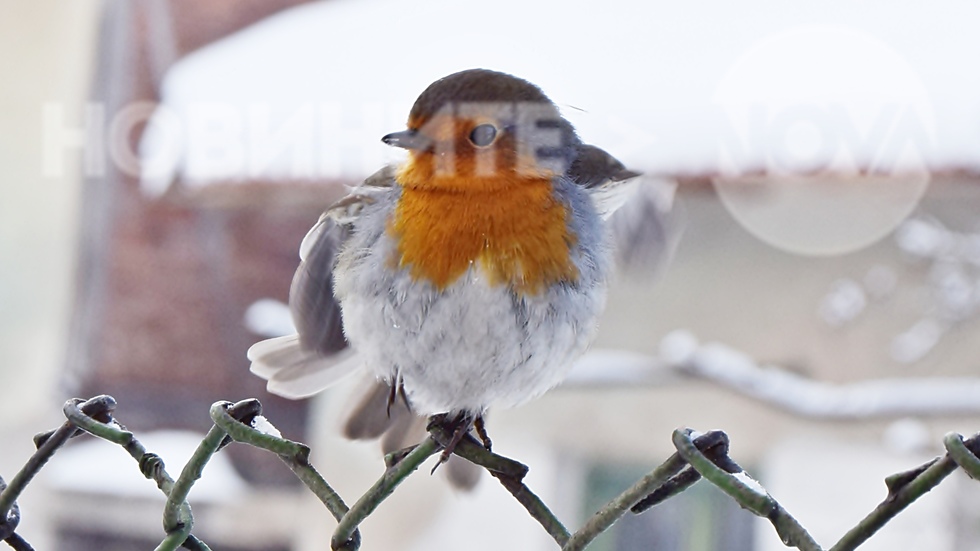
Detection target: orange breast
<box><xmin>388</xmin><ymin>170</ymin><xmax>579</xmax><ymax>294</ymax></box>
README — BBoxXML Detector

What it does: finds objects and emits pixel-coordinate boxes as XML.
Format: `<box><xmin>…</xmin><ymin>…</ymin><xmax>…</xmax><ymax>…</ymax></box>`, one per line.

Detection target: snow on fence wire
<box><xmin>1</xmin><ymin>395</ymin><xmax>980</xmax><ymax>551</ymax></box>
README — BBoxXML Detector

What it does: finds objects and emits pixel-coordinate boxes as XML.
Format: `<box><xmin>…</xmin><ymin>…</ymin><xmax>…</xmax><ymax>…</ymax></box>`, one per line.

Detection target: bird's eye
<box><xmin>468</xmin><ymin>124</ymin><xmax>498</xmax><ymax>147</ymax></box>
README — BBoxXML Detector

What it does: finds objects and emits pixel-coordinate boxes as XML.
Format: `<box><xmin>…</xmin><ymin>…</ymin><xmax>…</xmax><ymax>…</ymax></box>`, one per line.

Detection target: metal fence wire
<box><xmin>1</xmin><ymin>395</ymin><xmax>979</xmax><ymax>551</ymax></box>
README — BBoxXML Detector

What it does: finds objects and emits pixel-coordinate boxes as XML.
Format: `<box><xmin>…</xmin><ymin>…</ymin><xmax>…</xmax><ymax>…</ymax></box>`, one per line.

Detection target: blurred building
<box><xmin>4</xmin><ymin>1</ymin><xmax>980</xmax><ymax>551</ymax></box>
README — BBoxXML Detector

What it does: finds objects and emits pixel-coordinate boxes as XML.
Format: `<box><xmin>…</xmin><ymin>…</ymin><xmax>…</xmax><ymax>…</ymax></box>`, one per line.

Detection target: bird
<box><xmin>248</xmin><ymin>68</ymin><xmax>646</xmax><ymax>478</ymax></box>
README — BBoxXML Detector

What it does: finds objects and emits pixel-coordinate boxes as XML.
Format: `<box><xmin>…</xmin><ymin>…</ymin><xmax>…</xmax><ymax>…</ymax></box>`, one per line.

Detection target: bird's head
<box><xmin>383</xmin><ymin>69</ymin><xmax>581</xmax><ymax>192</ymax></box>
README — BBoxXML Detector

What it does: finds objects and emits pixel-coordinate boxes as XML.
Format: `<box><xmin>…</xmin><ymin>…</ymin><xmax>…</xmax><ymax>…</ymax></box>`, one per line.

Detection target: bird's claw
<box><xmin>427</xmin><ymin>412</ymin><xmax>491</xmax><ymax>474</ymax></box>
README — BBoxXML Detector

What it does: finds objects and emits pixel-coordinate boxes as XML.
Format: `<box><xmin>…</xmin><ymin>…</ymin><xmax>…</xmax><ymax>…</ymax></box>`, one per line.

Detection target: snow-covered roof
<box><xmin>45</xmin><ymin>430</ymin><xmax>249</xmax><ymax>499</ymax></box>
<box><xmin>139</xmin><ymin>0</ymin><xmax>980</xmax><ymax>194</ymax></box>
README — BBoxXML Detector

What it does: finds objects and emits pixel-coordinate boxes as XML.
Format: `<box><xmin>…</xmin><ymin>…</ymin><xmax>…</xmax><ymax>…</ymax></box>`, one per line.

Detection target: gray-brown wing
<box><xmin>568</xmin><ymin>144</ymin><xmax>642</xmax><ymax>220</ymax></box>
<box><xmin>567</xmin><ymin>144</ymin><xmax>640</xmax><ymax>188</ymax></box>
<box><xmin>568</xmin><ymin>144</ymin><xmax>682</xmax><ymax>277</ymax></box>
<box><xmin>289</xmin><ymin>166</ymin><xmax>397</xmax><ymax>357</ymax></box>
<box><xmin>289</xmin><ymin>217</ymin><xmax>349</xmax><ymax>356</ymax></box>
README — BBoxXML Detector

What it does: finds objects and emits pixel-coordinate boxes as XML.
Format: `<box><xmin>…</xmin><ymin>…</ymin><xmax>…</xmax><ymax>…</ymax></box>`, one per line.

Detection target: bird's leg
<box><xmin>386</xmin><ymin>375</ymin><xmax>405</xmax><ymax>418</ymax></box>
<box><xmin>473</xmin><ymin>415</ymin><xmax>492</xmax><ymax>451</ymax></box>
<box><xmin>427</xmin><ymin>411</ymin><xmax>475</xmax><ymax>474</ymax></box>
<box><xmin>386</xmin><ymin>384</ymin><xmax>396</xmax><ymax>417</ymax></box>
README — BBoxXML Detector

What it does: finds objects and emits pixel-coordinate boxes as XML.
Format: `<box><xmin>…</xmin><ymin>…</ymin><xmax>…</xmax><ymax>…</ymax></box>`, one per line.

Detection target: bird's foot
<box><xmin>427</xmin><ymin>412</ymin><xmax>491</xmax><ymax>474</ymax></box>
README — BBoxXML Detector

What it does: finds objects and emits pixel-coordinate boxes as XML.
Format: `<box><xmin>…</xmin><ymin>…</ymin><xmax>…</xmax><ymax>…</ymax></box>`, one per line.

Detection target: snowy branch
<box><xmin>566</xmin><ymin>331</ymin><xmax>980</xmax><ymax>419</ymax></box>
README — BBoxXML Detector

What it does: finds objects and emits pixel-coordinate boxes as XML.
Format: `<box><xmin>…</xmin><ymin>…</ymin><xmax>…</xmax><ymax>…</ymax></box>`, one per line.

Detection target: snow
<box><xmin>564</xmin><ymin>348</ymin><xmax>678</xmax><ymax>386</ymax></box>
<box><xmin>818</xmin><ymin>214</ymin><xmax>980</xmax><ymax>363</ymax></box>
<box><xmin>732</xmin><ymin>471</ymin><xmax>769</xmax><ymax>497</ymax></box>
<box><xmin>896</xmin><ymin>217</ymin><xmax>950</xmax><ymax>258</ymax></box>
<box><xmin>244</xmin><ymin>298</ymin><xmax>295</xmax><ymax>338</ymax></box>
<box><xmin>889</xmin><ymin>319</ymin><xmax>945</xmax><ymax>364</ymax></box>
<box><xmin>565</xmin><ymin>335</ymin><xmax>980</xmax><ymax>418</ymax></box>
<box><xmin>930</xmin><ymin>260</ymin><xmax>978</xmax><ymax>320</ymax></box>
<box><xmin>818</xmin><ymin>278</ymin><xmax>867</xmax><ymax>327</ymax></box>
<box><xmin>45</xmin><ymin>430</ymin><xmax>249</xmax><ymax>500</ymax></box>
<box><xmin>250</xmin><ymin>415</ymin><xmax>283</xmax><ymax>439</ymax></box>
<box><xmin>658</xmin><ymin>329</ymin><xmax>700</xmax><ymax>366</ymax></box>
<box><xmin>882</xmin><ymin>418</ymin><xmax>932</xmax><ymax>455</ymax></box>
<box><xmin>894</xmin><ymin>215</ymin><xmax>980</xmax><ymax>267</ymax></box>
<box><xmin>139</xmin><ymin>0</ymin><xmax>980</xmax><ymax>192</ymax></box>
<box><xmin>683</xmin><ymin>339</ymin><xmax>980</xmax><ymax>418</ymax></box>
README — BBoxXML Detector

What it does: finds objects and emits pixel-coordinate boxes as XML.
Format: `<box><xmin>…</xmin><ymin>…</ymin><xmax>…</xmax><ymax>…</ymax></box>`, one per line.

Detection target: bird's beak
<box><xmin>381</xmin><ymin>129</ymin><xmax>432</xmax><ymax>151</ymax></box>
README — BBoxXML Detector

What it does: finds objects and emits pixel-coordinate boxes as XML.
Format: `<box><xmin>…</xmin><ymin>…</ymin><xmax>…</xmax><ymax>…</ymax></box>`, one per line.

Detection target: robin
<box><xmin>249</xmin><ymin>68</ymin><xmax>644</xmax><ymax>478</ymax></box>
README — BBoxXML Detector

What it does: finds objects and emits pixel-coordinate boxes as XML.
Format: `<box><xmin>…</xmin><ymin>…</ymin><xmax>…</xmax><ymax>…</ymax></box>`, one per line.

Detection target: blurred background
<box><xmin>3</xmin><ymin>1</ymin><xmax>980</xmax><ymax>550</ymax></box>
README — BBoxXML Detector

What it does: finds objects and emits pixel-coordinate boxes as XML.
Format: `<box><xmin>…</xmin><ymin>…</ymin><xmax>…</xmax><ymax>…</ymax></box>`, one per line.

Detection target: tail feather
<box><xmin>248</xmin><ymin>335</ymin><xmax>360</xmax><ymax>399</ymax></box>
<box><xmin>343</xmin><ymin>378</ymin><xmax>400</xmax><ymax>440</ymax></box>
<box><xmin>444</xmin><ymin>454</ymin><xmax>482</xmax><ymax>490</ymax></box>
<box><xmin>344</xmin><ymin>378</ymin><xmax>483</xmax><ymax>490</ymax></box>
<box><xmin>379</xmin><ymin>406</ymin><xmax>425</xmax><ymax>453</ymax></box>
<box><xmin>247</xmin><ymin>335</ymin><xmax>301</xmax><ymax>377</ymax></box>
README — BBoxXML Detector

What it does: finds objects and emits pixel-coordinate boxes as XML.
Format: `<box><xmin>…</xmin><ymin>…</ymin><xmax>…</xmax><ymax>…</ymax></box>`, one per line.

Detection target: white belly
<box><xmin>338</xmin><ymin>267</ymin><xmax>605</xmax><ymax>415</ymax></box>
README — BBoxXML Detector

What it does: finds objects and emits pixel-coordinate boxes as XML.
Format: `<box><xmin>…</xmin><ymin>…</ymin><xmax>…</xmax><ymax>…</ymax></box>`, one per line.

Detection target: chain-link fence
<box><xmin>1</xmin><ymin>395</ymin><xmax>978</xmax><ymax>551</ymax></box>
